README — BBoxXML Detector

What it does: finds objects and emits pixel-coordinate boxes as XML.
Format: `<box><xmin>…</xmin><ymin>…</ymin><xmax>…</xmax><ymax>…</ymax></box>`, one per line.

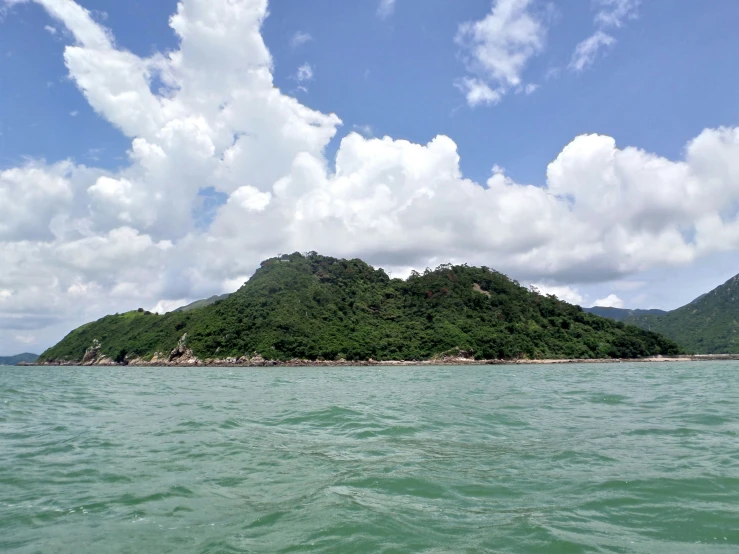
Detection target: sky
<box><xmin>1</xmin><ymin>0</ymin><xmax>739</xmax><ymax>355</ymax></box>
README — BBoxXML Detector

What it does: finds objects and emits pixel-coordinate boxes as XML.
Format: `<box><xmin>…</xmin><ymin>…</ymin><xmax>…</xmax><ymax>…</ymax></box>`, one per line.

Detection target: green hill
<box><xmin>584</xmin><ymin>306</ymin><xmax>667</xmax><ymax>322</ymax></box>
<box><xmin>624</xmin><ymin>275</ymin><xmax>739</xmax><ymax>354</ymax></box>
<box><xmin>0</xmin><ymin>353</ymin><xmax>39</xmax><ymax>365</ymax></box>
<box><xmin>173</xmin><ymin>294</ymin><xmax>231</xmax><ymax>313</ymax></box>
<box><xmin>39</xmin><ymin>253</ymin><xmax>682</xmax><ymax>364</ymax></box>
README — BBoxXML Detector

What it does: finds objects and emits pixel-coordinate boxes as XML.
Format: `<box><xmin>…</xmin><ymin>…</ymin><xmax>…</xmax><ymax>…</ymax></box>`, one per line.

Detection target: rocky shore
<box><xmin>28</xmin><ymin>354</ymin><xmax>739</xmax><ymax>367</ymax></box>
<box><xmin>24</xmin><ymin>333</ymin><xmax>739</xmax><ymax>368</ymax></box>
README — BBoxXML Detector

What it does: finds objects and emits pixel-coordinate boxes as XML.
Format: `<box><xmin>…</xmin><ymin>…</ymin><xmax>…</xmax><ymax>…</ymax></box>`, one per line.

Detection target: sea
<box><xmin>1</xmin><ymin>362</ymin><xmax>737</xmax><ymax>553</ymax></box>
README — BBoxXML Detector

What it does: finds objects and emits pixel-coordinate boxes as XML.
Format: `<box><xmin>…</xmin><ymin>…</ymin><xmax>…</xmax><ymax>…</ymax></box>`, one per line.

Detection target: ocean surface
<box><xmin>1</xmin><ymin>363</ymin><xmax>738</xmax><ymax>553</ymax></box>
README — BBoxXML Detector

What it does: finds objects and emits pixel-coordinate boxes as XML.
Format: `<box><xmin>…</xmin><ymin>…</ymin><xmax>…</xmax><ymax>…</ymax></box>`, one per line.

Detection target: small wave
<box><xmin>219</xmin><ymin>418</ymin><xmax>243</xmax><ymax>429</ymax></box>
<box><xmin>339</xmin><ymin>476</ymin><xmax>449</xmax><ymax>500</ymax></box>
<box><xmin>2</xmin><ymin>362</ymin><xmax>739</xmax><ymax>552</ymax></box>
<box><xmin>588</xmin><ymin>393</ymin><xmax>629</xmax><ymax>405</ymax></box>
<box><xmin>267</xmin><ymin>406</ymin><xmax>366</xmax><ymax>428</ymax></box>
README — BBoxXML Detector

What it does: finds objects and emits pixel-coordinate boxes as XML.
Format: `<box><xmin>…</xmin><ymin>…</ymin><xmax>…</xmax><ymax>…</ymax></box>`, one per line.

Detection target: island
<box><xmin>38</xmin><ymin>252</ymin><xmax>683</xmax><ymax>366</ymax></box>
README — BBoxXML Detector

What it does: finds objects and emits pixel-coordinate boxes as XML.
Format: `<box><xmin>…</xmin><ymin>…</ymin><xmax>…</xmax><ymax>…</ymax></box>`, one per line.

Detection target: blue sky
<box><xmin>3</xmin><ymin>0</ymin><xmax>738</xmax><ymax>183</ymax></box>
<box><xmin>1</xmin><ymin>0</ymin><xmax>739</xmax><ymax>353</ymax></box>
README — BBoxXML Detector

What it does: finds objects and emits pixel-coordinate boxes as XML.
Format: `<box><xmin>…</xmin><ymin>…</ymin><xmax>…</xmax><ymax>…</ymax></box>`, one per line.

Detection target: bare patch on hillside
<box><xmin>473</xmin><ymin>283</ymin><xmax>490</xmax><ymax>297</ymax></box>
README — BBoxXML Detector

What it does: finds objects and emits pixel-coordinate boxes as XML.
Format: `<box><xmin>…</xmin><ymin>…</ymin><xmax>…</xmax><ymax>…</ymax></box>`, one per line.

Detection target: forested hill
<box><xmin>624</xmin><ymin>274</ymin><xmax>739</xmax><ymax>354</ymax></box>
<box><xmin>40</xmin><ymin>253</ymin><xmax>682</xmax><ymax>364</ymax></box>
<box><xmin>0</xmin><ymin>353</ymin><xmax>38</xmax><ymax>365</ymax></box>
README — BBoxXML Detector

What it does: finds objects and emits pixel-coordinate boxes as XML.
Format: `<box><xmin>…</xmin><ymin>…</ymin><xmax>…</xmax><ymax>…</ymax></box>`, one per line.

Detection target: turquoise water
<box><xmin>1</xmin><ymin>363</ymin><xmax>738</xmax><ymax>553</ymax></box>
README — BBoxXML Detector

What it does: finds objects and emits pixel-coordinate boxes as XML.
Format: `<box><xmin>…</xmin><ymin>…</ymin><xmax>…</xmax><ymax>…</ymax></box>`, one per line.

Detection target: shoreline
<box><xmin>21</xmin><ymin>354</ymin><xmax>739</xmax><ymax>367</ymax></box>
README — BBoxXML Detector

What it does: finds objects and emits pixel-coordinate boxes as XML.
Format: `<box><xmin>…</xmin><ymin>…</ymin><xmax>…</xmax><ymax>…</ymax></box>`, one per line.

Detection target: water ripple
<box><xmin>1</xmin><ymin>362</ymin><xmax>738</xmax><ymax>553</ymax></box>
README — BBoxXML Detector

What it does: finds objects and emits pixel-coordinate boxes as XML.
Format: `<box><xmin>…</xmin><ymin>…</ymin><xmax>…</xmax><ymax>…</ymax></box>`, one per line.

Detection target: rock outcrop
<box><xmin>81</xmin><ymin>339</ymin><xmax>102</xmax><ymax>365</ymax></box>
<box><xmin>167</xmin><ymin>333</ymin><xmax>200</xmax><ymax>364</ymax></box>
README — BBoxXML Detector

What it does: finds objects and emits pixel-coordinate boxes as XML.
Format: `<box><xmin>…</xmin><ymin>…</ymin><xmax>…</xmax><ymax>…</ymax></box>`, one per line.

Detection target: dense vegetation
<box><xmin>40</xmin><ymin>253</ymin><xmax>682</xmax><ymax>363</ymax></box>
<box><xmin>624</xmin><ymin>275</ymin><xmax>739</xmax><ymax>354</ymax></box>
<box><xmin>584</xmin><ymin>306</ymin><xmax>667</xmax><ymax>322</ymax></box>
<box><xmin>0</xmin><ymin>353</ymin><xmax>38</xmax><ymax>365</ymax></box>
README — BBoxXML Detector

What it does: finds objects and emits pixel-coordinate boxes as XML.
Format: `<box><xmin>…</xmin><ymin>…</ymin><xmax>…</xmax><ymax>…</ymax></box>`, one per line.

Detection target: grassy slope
<box><xmin>40</xmin><ymin>253</ymin><xmax>683</xmax><ymax>363</ymax></box>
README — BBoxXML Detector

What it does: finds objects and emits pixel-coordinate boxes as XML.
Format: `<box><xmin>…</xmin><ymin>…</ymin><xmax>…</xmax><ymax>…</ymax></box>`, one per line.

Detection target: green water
<box><xmin>1</xmin><ymin>363</ymin><xmax>738</xmax><ymax>553</ymax></box>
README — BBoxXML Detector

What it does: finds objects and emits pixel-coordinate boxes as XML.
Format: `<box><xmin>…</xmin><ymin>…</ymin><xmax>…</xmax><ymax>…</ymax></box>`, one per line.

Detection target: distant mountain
<box><xmin>173</xmin><ymin>294</ymin><xmax>231</xmax><ymax>313</ymax></box>
<box><xmin>38</xmin><ymin>253</ymin><xmax>682</xmax><ymax>364</ymax></box>
<box><xmin>583</xmin><ymin>307</ymin><xmax>668</xmax><ymax>322</ymax></box>
<box><xmin>623</xmin><ymin>274</ymin><xmax>739</xmax><ymax>354</ymax></box>
<box><xmin>586</xmin><ymin>274</ymin><xmax>739</xmax><ymax>354</ymax></box>
<box><xmin>0</xmin><ymin>353</ymin><xmax>39</xmax><ymax>365</ymax></box>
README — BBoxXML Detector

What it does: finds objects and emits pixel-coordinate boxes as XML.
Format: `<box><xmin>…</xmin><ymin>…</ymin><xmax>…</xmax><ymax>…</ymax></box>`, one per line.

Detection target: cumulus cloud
<box><xmin>2</xmin><ymin>0</ymin><xmax>739</xmax><ymax>354</ymax></box>
<box><xmin>455</xmin><ymin>0</ymin><xmax>545</xmax><ymax>107</ymax></box>
<box><xmin>0</xmin><ymin>164</ymin><xmax>73</xmax><ymax>241</ymax></box>
<box><xmin>593</xmin><ymin>294</ymin><xmax>624</xmax><ymax>308</ymax></box>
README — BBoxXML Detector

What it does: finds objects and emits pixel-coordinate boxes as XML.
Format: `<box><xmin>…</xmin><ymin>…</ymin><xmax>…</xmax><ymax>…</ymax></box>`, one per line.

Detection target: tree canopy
<box><xmin>40</xmin><ymin>253</ymin><xmax>683</xmax><ymax>363</ymax></box>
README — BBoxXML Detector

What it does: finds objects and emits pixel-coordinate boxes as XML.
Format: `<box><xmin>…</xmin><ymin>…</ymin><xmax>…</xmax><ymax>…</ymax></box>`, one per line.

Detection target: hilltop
<box><xmin>39</xmin><ymin>253</ymin><xmax>682</xmax><ymax>365</ymax></box>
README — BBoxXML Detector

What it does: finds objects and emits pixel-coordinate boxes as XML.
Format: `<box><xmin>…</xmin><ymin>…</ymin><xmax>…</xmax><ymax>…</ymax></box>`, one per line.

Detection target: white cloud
<box><xmin>3</xmin><ymin>0</ymin><xmax>739</xmax><ymax>354</ymax></box>
<box><xmin>294</xmin><ymin>62</ymin><xmax>313</xmax><ymax>82</ymax></box>
<box><xmin>229</xmin><ymin>185</ymin><xmax>271</xmax><ymax>212</ymax></box>
<box><xmin>570</xmin><ymin>31</ymin><xmax>615</xmax><ymax>72</ymax></box>
<box><xmin>570</xmin><ymin>0</ymin><xmax>639</xmax><ymax>72</ymax></box>
<box><xmin>0</xmin><ymin>162</ymin><xmax>75</xmax><ymax>241</ymax></box>
<box><xmin>593</xmin><ymin>294</ymin><xmax>624</xmax><ymax>308</ymax></box>
<box><xmin>67</xmin><ymin>281</ymin><xmax>101</xmax><ymax>297</ymax></box>
<box><xmin>69</xmin><ymin>110</ymin><xmax>78</xmax><ymax>116</ymax></box>
<box><xmin>44</xmin><ymin>24</ymin><xmax>56</xmax><ymax>34</ymax></box>
<box><xmin>455</xmin><ymin>0</ymin><xmax>545</xmax><ymax>107</ymax></box>
<box><xmin>221</xmin><ymin>275</ymin><xmax>250</xmax><ymax>293</ymax></box>
<box><xmin>524</xmin><ymin>83</ymin><xmax>538</xmax><ymax>94</ymax></box>
<box><xmin>595</xmin><ymin>0</ymin><xmax>640</xmax><ymax>28</ymax></box>
<box><xmin>150</xmin><ymin>298</ymin><xmax>189</xmax><ymax>314</ymax></box>
<box><xmin>530</xmin><ymin>284</ymin><xmax>584</xmax><ymax>306</ymax></box>
<box><xmin>377</xmin><ymin>0</ymin><xmax>395</xmax><ymax>19</ymax></box>
<box><xmin>455</xmin><ymin>77</ymin><xmax>502</xmax><ymax>107</ymax></box>
<box><xmin>290</xmin><ymin>31</ymin><xmax>312</xmax><ymax>48</ymax></box>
